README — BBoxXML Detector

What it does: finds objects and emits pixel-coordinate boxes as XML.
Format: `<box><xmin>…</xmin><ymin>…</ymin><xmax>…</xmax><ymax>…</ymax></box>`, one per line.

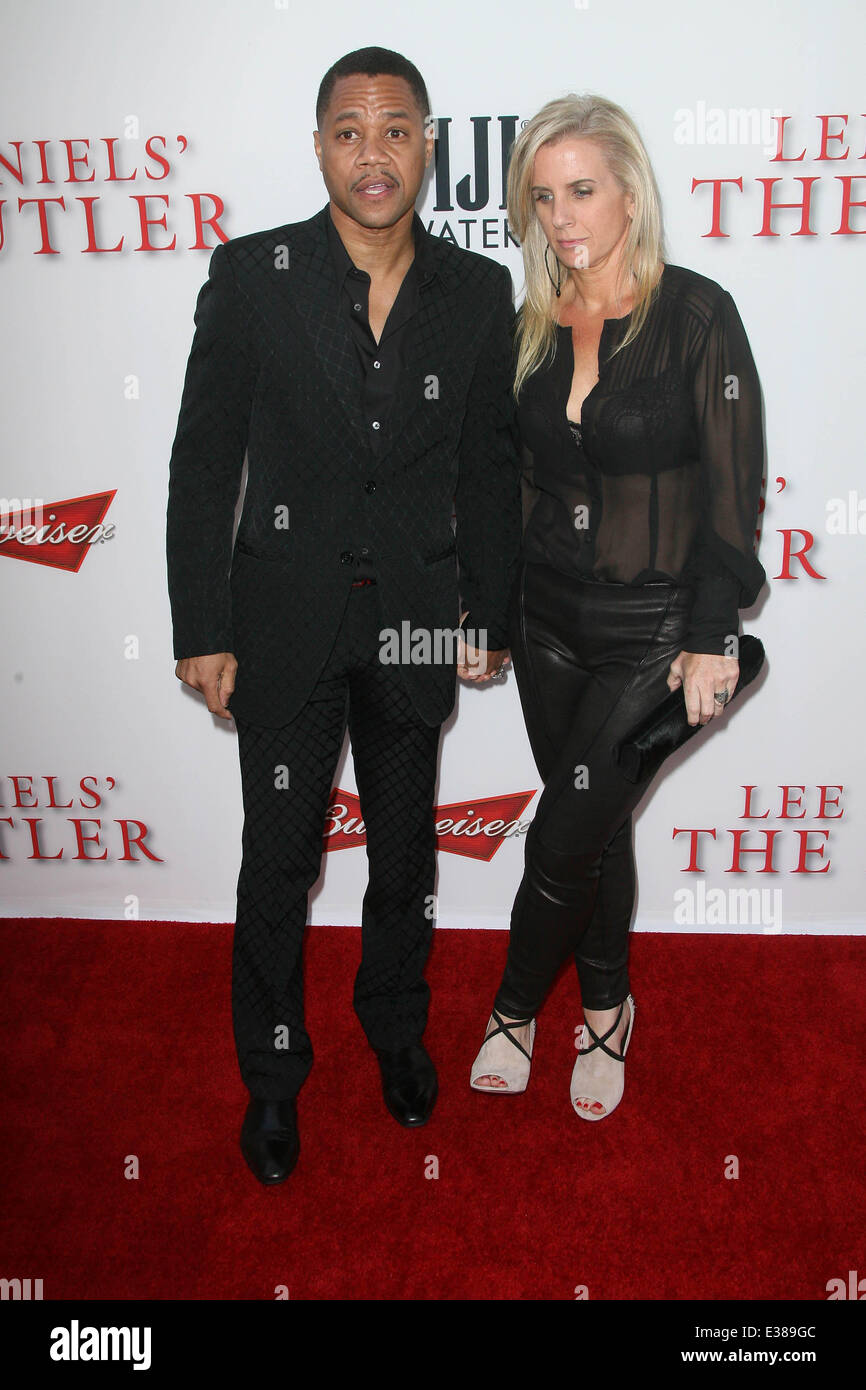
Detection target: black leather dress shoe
<box><xmin>374</xmin><ymin>1044</ymin><xmax>438</xmax><ymax>1127</ymax></box>
<box><xmin>239</xmin><ymin>1097</ymin><xmax>300</xmax><ymax>1185</ymax></box>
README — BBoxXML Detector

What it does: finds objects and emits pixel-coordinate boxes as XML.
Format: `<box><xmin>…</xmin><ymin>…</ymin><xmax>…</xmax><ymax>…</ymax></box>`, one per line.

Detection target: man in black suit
<box><xmin>166</xmin><ymin>47</ymin><xmax>521</xmax><ymax>1184</ymax></box>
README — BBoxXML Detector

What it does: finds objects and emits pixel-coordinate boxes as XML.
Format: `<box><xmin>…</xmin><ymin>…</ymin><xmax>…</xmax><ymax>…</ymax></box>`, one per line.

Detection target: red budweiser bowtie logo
<box><xmin>0</xmin><ymin>490</ymin><xmax>116</xmax><ymax>570</ymax></box>
<box><xmin>323</xmin><ymin>788</ymin><xmax>536</xmax><ymax>860</ymax></box>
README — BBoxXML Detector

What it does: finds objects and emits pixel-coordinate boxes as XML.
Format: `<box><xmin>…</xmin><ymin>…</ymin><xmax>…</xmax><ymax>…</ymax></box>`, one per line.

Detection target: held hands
<box><xmin>175</xmin><ymin>648</ymin><xmax>734</xmax><ymax>713</ymax></box>
<box><xmin>175</xmin><ymin>652</ymin><xmax>237</xmax><ymax>720</ymax></box>
<box><xmin>456</xmin><ymin>610</ymin><xmax>511</xmax><ymax>683</ymax></box>
<box><xmin>667</xmin><ymin>650</ymin><xmax>739</xmax><ymax>727</ymax></box>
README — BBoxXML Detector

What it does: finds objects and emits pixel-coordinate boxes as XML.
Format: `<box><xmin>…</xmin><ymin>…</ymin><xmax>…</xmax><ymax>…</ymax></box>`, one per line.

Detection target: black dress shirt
<box><xmin>327</xmin><ymin>208</ymin><xmax>434</xmax><ymax>582</ymax></box>
<box><xmin>517</xmin><ymin>263</ymin><xmax>766</xmax><ymax>653</ymax></box>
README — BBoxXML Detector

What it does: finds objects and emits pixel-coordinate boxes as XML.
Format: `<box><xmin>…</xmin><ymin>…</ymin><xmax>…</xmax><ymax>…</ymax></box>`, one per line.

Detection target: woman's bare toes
<box><xmin>575</xmin><ymin>1096</ymin><xmax>605</xmax><ymax>1115</ymax></box>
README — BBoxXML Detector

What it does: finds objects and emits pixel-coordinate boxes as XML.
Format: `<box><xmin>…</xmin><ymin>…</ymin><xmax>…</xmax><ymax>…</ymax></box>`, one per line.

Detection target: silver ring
<box><xmin>490</xmin><ymin>667</ymin><xmax>504</xmax><ymax>680</ymax></box>
<box><xmin>713</xmin><ymin>689</ymin><xmax>729</xmax><ymax>706</ymax></box>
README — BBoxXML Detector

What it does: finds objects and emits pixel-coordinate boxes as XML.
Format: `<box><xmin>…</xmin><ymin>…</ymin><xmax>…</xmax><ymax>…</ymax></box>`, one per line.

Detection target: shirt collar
<box><xmin>326</xmin><ymin>203</ymin><xmax>436</xmax><ymax>287</ymax></box>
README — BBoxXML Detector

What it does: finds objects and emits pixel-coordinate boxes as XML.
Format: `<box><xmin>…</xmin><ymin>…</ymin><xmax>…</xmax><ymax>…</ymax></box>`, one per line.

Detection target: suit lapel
<box><xmin>265</xmin><ymin>206</ymin><xmax>369</xmax><ymax>443</ymax></box>
<box><xmin>383</xmin><ymin>284</ymin><xmax>443</xmax><ymax>459</ymax></box>
<box><xmin>260</xmin><ymin>205</ymin><xmax>457</xmax><ymax>463</ymax></box>
<box><xmin>375</xmin><ymin>216</ymin><xmax>456</xmax><ymax>464</ymax></box>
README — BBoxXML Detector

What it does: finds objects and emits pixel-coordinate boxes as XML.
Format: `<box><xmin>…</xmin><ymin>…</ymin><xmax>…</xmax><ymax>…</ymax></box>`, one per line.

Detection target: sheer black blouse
<box><xmin>517</xmin><ymin>263</ymin><xmax>766</xmax><ymax>654</ymax></box>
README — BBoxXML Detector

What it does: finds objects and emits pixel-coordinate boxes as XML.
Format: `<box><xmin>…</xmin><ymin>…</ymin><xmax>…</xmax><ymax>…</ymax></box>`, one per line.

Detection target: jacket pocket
<box><xmin>422</xmin><ymin>541</ymin><xmax>457</xmax><ymax>566</ymax></box>
<box><xmin>233</xmin><ymin>538</ymin><xmax>289</xmax><ymax>565</ymax></box>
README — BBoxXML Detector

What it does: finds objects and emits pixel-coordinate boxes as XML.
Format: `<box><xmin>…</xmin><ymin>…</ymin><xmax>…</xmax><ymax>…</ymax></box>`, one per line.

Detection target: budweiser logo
<box><xmin>323</xmin><ymin>788</ymin><xmax>536</xmax><ymax>860</ymax></box>
<box><xmin>0</xmin><ymin>491</ymin><xmax>116</xmax><ymax>570</ymax></box>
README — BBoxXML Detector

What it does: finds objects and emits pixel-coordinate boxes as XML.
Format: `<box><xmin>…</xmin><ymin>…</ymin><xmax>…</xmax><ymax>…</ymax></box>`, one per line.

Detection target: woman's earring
<box><xmin>544</xmin><ymin>243</ymin><xmax>562</xmax><ymax>298</ymax></box>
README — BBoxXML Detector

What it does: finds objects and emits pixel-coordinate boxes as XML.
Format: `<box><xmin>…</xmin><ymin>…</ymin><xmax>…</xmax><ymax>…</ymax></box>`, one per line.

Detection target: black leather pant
<box><xmin>494</xmin><ymin>560</ymin><xmax>694</xmax><ymax>1017</ymax></box>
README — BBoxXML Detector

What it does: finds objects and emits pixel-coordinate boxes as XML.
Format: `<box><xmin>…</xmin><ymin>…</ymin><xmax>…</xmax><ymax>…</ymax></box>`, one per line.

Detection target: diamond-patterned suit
<box><xmin>166</xmin><ymin>204</ymin><xmax>522</xmax><ymax>1098</ymax></box>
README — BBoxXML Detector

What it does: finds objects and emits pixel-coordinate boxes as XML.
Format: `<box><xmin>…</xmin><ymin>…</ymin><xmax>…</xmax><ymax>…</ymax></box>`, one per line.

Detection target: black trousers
<box><xmin>232</xmin><ymin>582</ymin><xmax>442</xmax><ymax>1101</ymax></box>
<box><xmin>494</xmin><ymin>560</ymin><xmax>694</xmax><ymax>1018</ymax></box>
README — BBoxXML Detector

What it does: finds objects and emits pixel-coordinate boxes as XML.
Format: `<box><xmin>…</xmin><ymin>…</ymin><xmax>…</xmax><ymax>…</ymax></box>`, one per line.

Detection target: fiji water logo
<box><xmin>425</xmin><ymin>114</ymin><xmax>522</xmax><ymax>250</ymax></box>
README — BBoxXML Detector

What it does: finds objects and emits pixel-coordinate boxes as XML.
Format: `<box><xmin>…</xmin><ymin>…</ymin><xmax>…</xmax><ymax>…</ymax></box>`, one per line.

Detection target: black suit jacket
<box><xmin>166</xmin><ymin>203</ymin><xmax>522</xmax><ymax>728</ymax></box>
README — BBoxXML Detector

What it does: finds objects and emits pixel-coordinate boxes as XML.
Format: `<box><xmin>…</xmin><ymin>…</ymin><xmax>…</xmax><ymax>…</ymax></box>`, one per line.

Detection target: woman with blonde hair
<box><xmin>470</xmin><ymin>94</ymin><xmax>766</xmax><ymax>1118</ymax></box>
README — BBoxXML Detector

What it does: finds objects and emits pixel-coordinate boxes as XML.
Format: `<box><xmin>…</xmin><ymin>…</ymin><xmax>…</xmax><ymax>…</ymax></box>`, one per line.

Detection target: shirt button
<box><xmin>353</xmin><ymin>303</ymin><xmax>362</xmax><ymax>312</ymax></box>
<box><xmin>373</xmin><ymin>360</ymin><xmax>381</xmax><ymax>369</ymax></box>
<box><xmin>365</xmin><ymin>480</ymin><xmax>376</xmax><ymax>493</ymax></box>
<box><xmin>371</xmin><ymin>421</ymin><xmax>380</xmax><ymax>430</ymax></box>
<box><xmin>340</xmin><ymin>550</ymin><xmax>354</xmax><ymax>564</ymax></box>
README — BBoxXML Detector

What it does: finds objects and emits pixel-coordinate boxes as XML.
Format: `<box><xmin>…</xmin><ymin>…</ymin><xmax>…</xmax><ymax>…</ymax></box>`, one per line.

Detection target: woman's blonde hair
<box><xmin>507</xmin><ymin>93</ymin><xmax>666</xmax><ymax>396</ymax></box>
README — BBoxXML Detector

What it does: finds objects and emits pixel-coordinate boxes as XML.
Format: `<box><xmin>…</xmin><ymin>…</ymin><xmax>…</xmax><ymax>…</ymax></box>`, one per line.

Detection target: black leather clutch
<box><xmin>615</xmin><ymin>634</ymin><xmax>765</xmax><ymax>784</ymax></box>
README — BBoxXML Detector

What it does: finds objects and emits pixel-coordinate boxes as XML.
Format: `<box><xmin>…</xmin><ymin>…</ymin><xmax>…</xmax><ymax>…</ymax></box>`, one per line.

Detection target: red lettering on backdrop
<box><xmin>188</xmin><ymin>194</ymin><xmax>227</xmax><ymax>250</ymax></box>
<box><xmin>672</xmin><ymin>828</ymin><xmax>717</xmax><ymax>871</ymax></box>
<box><xmin>69</xmin><ymin>819</ymin><xmax>108</xmax><ymax>861</ymax></box>
<box><xmin>774</xmin><ymin>529</ymin><xmax>827</xmax><ymax>580</ymax></box>
<box><xmin>794</xmin><ymin>830</ymin><xmax>831</xmax><ymax>873</ymax></box>
<box><xmin>689</xmin><ymin>114</ymin><xmax>866</xmax><ymax>235</ymax></box>
<box><xmin>0</xmin><ymin>134</ymin><xmax>228</xmax><ymax>252</ymax></box>
<box><xmin>78</xmin><ymin>196</ymin><xmax>123</xmax><ymax>253</ymax></box>
<box><xmin>728</xmin><ymin>829</ymin><xmax>782</xmax><ymax>873</ymax></box>
<box><xmin>16</xmin><ymin>196</ymin><xmax>65</xmax><ymax>253</ymax></box>
<box><xmin>835</xmin><ymin>178</ymin><xmax>866</xmax><ymax>234</ymax></box>
<box><xmin>9</xmin><ymin>776</ymin><xmax>37</xmax><ymax>808</ymax></box>
<box><xmin>61</xmin><ymin>138</ymin><xmax>95</xmax><ymax>183</ymax></box>
<box><xmin>690</xmin><ymin>177</ymin><xmax>743</xmax><ymax>237</ymax></box>
<box><xmin>754</xmin><ymin>177</ymin><xmax>819</xmax><ymax>236</ymax></box>
<box><xmin>816</xmin><ymin>116</ymin><xmax>850</xmax><ymax>160</ymax></box>
<box><xmin>0</xmin><ymin>776</ymin><xmax>162</xmax><ymax>862</ymax></box>
<box><xmin>23</xmin><ymin>819</ymin><xmax>63</xmax><ymax>859</ymax></box>
<box><xmin>117</xmin><ymin>820</ymin><xmax>163</xmax><ymax>862</ymax></box>
<box><xmin>143</xmin><ymin>136</ymin><xmax>171</xmax><ymax>180</ymax></box>
<box><xmin>779</xmin><ymin>786</ymin><xmax>806</xmax><ymax>818</ymax></box>
<box><xmin>674</xmin><ymin>787</ymin><xmax>846</xmax><ymax>873</ymax></box>
<box><xmin>740</xmin><ymin>785</ymin><xmax>770</xmax><ymax>818</ymax></box>
<box><xmin>131</xmin><ymin>194</ymin><xmax>176</xmax><ymax>251</ymax></box>
<box><xmin>102</xmin><ymin>136</ymin><xmax>136</xmax><ymax>182</ymax></box>
<box><xmin>45</xmin><ymin>776</ymin><xmax>74</xmax><ymax>809</ymax></box>
<box><xmin>816</xmin><ymin>786</ymin><xmax>844</xmax><ymax>818</ymax></box>
<box><xmin>0</xmin><ymin>775</ymin><xmax>114</xmax><ymax>809</ymax></box>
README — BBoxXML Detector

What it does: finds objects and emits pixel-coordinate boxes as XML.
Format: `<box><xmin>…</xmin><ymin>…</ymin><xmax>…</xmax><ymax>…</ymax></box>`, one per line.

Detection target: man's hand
<box><xmin>175</xmin><ymin>652</ymin><xmax>237</xmax><ymax>720</ymax></box>
<box><xmin>456</xmin><ymin>610</ymin><xmax>511</xmax><ymax>683</ymax></box>
<box><xmin>667</xmin><ymin>650</ymin><xmax>739</xmax><ymax>727</ymax></box>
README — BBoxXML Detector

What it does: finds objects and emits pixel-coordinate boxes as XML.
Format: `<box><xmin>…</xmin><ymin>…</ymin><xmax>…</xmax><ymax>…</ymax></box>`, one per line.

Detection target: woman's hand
<box><xmin>667</xmin><ymin>650</ymin><xmax>739</xmax><ymax>726</ymax></box>
<box><xmin>456</xmin><ymin>609</ymin><xmax>512</xmax><ymax>682</ymax></box>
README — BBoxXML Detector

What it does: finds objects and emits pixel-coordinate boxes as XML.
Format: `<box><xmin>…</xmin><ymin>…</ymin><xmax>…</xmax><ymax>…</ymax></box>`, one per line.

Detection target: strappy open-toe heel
<box><xmin>470</xmin><ymin>1010</ymin><xmax>536</xmax><ymax>1094</ymax></box>
<box><xmin>570</xmin><ymin>994</ymin><xmax>635</xmax><ymax>1120</ymax></box>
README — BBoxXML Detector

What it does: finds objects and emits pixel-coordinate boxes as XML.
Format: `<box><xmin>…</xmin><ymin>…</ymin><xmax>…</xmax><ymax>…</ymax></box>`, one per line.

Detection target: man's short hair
<box><xmin>316</xmin><ymin>46</ymin><xmax>430</xmax><ymax>129</ymax></box>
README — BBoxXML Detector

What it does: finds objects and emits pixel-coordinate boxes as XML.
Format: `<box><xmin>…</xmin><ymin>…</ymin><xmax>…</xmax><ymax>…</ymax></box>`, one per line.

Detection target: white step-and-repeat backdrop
<box><xmin>3</xmin><ymin>0</ymin><xmax>863</xmax><ymax>934</ymax></box>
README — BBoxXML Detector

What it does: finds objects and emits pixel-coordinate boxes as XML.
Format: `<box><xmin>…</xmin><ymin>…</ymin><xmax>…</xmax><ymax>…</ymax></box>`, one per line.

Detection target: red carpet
<box><xmin>1</xmin><ymin>920</ymin><xmax>863</xmax><ymax>1300</ymax></box>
